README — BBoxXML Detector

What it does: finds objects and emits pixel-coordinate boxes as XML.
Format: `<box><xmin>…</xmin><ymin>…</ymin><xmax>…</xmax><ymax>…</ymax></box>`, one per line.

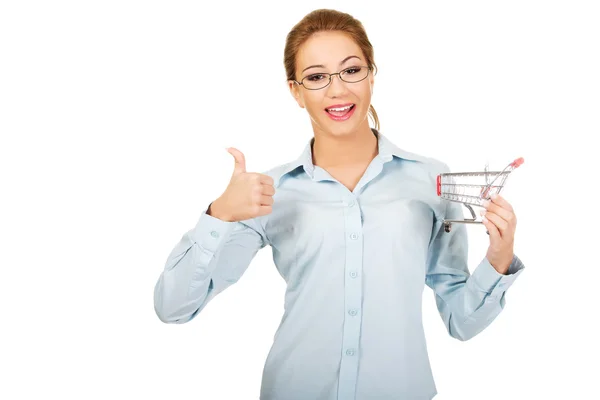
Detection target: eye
<box><xmin>343</xmin><ymin>67</ymin><xmax>361</xmax><ymax>74</ymax></box>
<box><xmin>306</xmin><ymin>74</ymin><xmax>326</xmax><ymax>82</ymax></box>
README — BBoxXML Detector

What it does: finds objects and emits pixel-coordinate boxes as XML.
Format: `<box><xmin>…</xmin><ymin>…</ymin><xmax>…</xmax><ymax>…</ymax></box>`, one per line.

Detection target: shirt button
<box><xmin>349</xmin><ymin>271</ymin><xmax>358</xmax><ymax>278</ymax></box>
<box><xmin>350</xmin><ymin>232</ymin><xmax>358</xmax><ymax>240</ymax></box>
<box><xmin>210</xmin><ymin>231</ymin><xmax>219</xmax><ymax>238</ymax></box>
<box><xmin>348</xmin><ymin>309</ymin><xmax>358</xmax><ymax>316</ymax></box>
<box><xmin>346</xmin><ymin>349</ymin><xmax>355</xmax><ymax>356</ymax></box>
<box><xmin>348</xmin><ymin>199</ymin><xmax>355</xmax><ymax>207</ymax></box>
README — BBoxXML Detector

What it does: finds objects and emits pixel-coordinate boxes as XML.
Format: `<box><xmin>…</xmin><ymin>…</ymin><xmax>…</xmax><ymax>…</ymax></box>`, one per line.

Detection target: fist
<box><xmin>210</xmin><ymin>147</ymin><xmax>275</xmax><ymax>222</ymax></box>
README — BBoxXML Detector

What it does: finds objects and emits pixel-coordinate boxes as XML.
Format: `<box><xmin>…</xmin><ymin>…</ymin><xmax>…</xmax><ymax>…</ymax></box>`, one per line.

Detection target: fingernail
<box><xmin>482</xmin><ymin>216</ymin><xmax>488</xmax><ymax>223</ymax></box>
<box><xmin>480</xmin><ymin>209</ymin><xmax>486</xmax><ymax>216</ymax></box>
<box><xmin>491</xmin><ymin>193</ymin><xmax>498</xmax><ymax>199</ymax></box>
<box><xmin>482</xmin><ymin>200</ymin><xmax>490</xmax><ymax>208</ymax></box>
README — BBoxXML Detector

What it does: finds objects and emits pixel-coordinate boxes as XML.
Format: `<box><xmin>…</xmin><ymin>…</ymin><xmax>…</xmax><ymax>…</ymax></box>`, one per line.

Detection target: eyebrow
<box><xmin>301</xmin><ymin>55</ymin><xmax>362</xmax><ymax>74</ymax></box>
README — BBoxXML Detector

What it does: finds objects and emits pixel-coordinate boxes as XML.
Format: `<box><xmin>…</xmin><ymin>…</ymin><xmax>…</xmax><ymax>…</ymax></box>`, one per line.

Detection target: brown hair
<box><xmin>284</xmin><ymin>9</ymin><xmax>380</xmax><ymax>131</ymax></box>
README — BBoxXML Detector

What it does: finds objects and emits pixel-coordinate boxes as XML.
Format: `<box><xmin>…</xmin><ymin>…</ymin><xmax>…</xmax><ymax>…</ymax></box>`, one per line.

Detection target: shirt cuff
<box><xmin>470</xmin><ymin>254</ymin><xmax>525</xmax><ymax>294</ymax></box>
<box><xmin>189</xmin><ymin>205</ymin><xmax>236</xmax><ymax>254</ymax></box>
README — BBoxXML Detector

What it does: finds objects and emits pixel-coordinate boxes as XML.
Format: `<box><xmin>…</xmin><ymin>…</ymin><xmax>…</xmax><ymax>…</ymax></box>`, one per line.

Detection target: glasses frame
<box><xmin>292</xmin><ymin>65</ymin><xmax>372</xmax><ymax>90</ymax></box>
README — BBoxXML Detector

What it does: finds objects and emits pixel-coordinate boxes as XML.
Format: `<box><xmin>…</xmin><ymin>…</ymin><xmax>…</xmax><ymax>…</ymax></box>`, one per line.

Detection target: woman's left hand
<box><xmin>480</xmin><ymin>193</ymin><xmax>517</xmax><ymax>275</ymax></box>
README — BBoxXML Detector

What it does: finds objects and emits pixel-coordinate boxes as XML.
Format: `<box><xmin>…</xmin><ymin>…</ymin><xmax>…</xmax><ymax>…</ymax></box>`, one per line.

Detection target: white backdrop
<box><xmin>1</xmin><ymin>0</ymin><xmax>598</xmax><ymax>399</ymax></box>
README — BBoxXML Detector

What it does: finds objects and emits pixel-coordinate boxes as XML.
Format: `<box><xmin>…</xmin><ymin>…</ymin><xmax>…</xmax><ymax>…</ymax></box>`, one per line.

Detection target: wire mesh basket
<box><xmin>436</xmin><ymin>157</ymin><xmax>524</xmax><ymax>233</ymax></box>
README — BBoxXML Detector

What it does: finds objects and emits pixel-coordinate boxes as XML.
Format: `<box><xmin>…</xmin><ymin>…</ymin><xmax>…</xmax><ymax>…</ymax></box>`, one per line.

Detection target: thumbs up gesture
<box><xmin>208</xmin><ymin>148</ymin><xmax>275</xmax><ymax>222</ymax></box>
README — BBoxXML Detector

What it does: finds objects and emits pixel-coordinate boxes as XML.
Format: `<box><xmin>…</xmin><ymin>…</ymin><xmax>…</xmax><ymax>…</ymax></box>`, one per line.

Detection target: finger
<box><xmin>248</xmin><ymin>173</ymin><xmax>274</xmax><ymax>187</ymax></box>
<box><xmin>259</xmin><ymin>174</ymin><xmax>274</xmax><ymax>186</ymax></box>
<box><xmin>261</xmin><ymin>184</ymin><xmax>275</xmax><ymax>196</ymax></box>
<box><xmin>481</xmin><ymin>211</ymin><xmax>509</xmax><ymax>238</ymax></box>
<box><xmin>490</xmin><ymin>193</ymin><xmax>514</xmax><ymax>212</ymax></box>
<box><xmin>482</xmin><ymin>200</ymin><xmax>515</xmax><ymax>225</ymax></box>
<box><xmin>256</xmin><ymin>205</ymin><xmax>273</xmax><ymax>217</ymax></box>
<box><xmin>482</xmin><ymin>215</ymin><xmax>501</xmax><ymax>240</ymax></box>
<box><xmin>260</xmin><ymin>195</ymin><xmax>274</xmax><ymax>206</ymax></box>
<box><xmin>227</xmin><ymin>147</ymin><xmax>246</xmax><ymax>176</ymax></box>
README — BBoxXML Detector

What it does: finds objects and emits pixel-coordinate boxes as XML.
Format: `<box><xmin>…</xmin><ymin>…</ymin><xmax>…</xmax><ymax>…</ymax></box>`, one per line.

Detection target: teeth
<box><xmin>328</xmin><ymin>105</ymin><xmax>353</xmax><ymax>112</ymax></box>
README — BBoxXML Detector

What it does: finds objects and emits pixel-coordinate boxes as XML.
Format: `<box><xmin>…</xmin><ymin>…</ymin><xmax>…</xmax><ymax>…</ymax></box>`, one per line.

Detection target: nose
<box><xmin>326</xmin><ymin>73</ymin><xmax>347</xmax><ymax>97</ymax></box>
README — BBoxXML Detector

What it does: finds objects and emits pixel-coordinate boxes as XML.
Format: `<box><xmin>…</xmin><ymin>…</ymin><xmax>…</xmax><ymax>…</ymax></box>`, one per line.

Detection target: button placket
<box><xmin>337</xmin><ymin>191</ymin><xmax>363</xmax><ymax>399</ymax></box>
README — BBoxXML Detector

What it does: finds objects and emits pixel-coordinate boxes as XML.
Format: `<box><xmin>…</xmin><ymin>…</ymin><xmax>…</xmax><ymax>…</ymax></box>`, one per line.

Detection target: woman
<box><xmin>154</xmin><ymin>9</ymin><xmax>525</xmax><ymax>400</ymax></box>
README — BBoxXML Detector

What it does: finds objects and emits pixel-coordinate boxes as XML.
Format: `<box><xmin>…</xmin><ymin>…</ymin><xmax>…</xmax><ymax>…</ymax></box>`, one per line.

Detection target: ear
<box><xmin>369</xmin><ymin>73</ymin><xmax>375</xmax><ymax>95</ymax></box>
<box><xmin>288</xmin><ymin>80</ymin><xmax>305</xmax><ymax>109</ymax></box>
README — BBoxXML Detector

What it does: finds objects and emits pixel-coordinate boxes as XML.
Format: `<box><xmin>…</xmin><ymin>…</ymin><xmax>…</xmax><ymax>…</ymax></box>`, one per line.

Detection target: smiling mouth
<box><xmin>325</xmin><ymin>104</ymin><xmax>355</xmax><ymax>116</ymax></box>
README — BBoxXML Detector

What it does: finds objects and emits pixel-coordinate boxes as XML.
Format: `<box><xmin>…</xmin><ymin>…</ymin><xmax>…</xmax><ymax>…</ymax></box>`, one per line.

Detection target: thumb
<box><xmin>226</xmin><ymin>147</ymin><xmax>246</xmax><ymax>176</ymax></box>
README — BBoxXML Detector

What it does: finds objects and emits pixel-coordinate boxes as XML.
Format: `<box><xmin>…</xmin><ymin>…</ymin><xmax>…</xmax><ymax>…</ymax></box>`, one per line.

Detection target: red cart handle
<box><xmin>511</xmin><ymin>157</ymin><xmax>524</xmax><ymax>168</ymax></box>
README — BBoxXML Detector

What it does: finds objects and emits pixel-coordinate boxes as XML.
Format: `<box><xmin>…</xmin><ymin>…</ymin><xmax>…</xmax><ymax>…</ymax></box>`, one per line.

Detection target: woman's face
<box><xmin>289</xmin><ymin>31</ymin><xmax>375</xmax><ymax>138</ymax></box>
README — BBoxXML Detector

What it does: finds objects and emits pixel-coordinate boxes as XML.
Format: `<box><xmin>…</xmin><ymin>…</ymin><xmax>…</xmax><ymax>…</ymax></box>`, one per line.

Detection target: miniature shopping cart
<box><xmin>436</xmin><ymin>157</ymin><xmax>524</xmax><ymax>233</ymax></box>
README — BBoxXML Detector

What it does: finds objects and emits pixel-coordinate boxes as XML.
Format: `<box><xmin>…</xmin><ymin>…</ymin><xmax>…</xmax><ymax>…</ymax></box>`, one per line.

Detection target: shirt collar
<box><xmin>273</xmin><ymin>128</ymin><xmax>423</xmax><ymax>188</ymax></box>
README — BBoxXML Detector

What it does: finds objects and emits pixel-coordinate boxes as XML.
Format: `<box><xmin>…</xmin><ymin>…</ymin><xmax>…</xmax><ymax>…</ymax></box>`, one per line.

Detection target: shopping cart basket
<box><xmin>436</xmin><ymin>157</ymin><xmax>524</xmax><ymax>233</ymax></box>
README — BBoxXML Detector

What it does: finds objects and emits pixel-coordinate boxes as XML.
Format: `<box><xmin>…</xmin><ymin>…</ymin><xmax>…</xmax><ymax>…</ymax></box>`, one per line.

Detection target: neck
<box><xmin>312</xmin><ymin>126</ymin><xmax>378</xmax><ymax>168</ymax></box>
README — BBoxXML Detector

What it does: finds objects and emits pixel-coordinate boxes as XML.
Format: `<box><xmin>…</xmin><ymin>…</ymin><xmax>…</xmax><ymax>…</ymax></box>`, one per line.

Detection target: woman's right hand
<box><xmin>208</xmin><ymin>147</ymin><xmax>275</xmax><ymax>222</ymax></box>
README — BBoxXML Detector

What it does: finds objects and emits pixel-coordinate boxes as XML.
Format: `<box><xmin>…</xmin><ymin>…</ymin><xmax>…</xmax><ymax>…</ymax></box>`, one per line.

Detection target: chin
<box><xmin>325</xmin><ymin>118</ymin><xmax>366</xmax><ymax>137</ymax></box>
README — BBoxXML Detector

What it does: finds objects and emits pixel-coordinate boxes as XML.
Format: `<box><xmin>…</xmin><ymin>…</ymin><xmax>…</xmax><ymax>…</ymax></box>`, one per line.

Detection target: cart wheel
<box><xmin>444</xmin><ymin>222</ymin><xmax>451</xmax><ymax>233</ymax></box>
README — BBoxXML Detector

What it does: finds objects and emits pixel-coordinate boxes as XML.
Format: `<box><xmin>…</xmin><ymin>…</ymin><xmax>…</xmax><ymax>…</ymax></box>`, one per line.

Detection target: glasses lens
<box><xmin>301</xmin><ymin>67</ymin><xmax>370</xmax><ymax>90</ymax></box>
<box><xmin>302</xmin><ymin>73</ymin><xmax>330</xmax><ymax>90</ymax></box>
<box><xmin>340</xmin><ymin>66</ymin><xmax>369</xmax><ymax>83</ymax></box>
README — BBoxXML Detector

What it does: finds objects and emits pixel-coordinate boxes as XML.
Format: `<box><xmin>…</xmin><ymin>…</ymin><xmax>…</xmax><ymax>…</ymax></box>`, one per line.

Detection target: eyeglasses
<box><xmin>292</xmin><ymin>66</ymin><xmax>371</xmax><ymax>90</ymax></box>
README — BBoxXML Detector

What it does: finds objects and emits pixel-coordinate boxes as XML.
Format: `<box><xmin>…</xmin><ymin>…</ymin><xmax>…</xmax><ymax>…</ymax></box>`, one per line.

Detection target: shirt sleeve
<box><xmin>154</xmin><ymin>203</ymin><xmax>269</xmax><ymax>324</ymax></box>
<box><xmin>425</xmin><ymin>167</ymin><xmax>525</xmax><ymax>341</ymax></box>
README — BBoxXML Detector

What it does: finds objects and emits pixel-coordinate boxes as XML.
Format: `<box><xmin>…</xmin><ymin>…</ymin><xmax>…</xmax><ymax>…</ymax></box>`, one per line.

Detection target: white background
<box><xmin>1</xmin><ymin>0</ymin><xmax>598</xmax><ymax>399</ymax></box>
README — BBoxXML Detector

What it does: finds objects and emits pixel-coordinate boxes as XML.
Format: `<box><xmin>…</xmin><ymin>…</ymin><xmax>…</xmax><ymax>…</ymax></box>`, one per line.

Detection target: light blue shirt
<box><xmin>154</xmin><ymin>128</ymin><xmax>525</xmax><ymax>400</ymax></box>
